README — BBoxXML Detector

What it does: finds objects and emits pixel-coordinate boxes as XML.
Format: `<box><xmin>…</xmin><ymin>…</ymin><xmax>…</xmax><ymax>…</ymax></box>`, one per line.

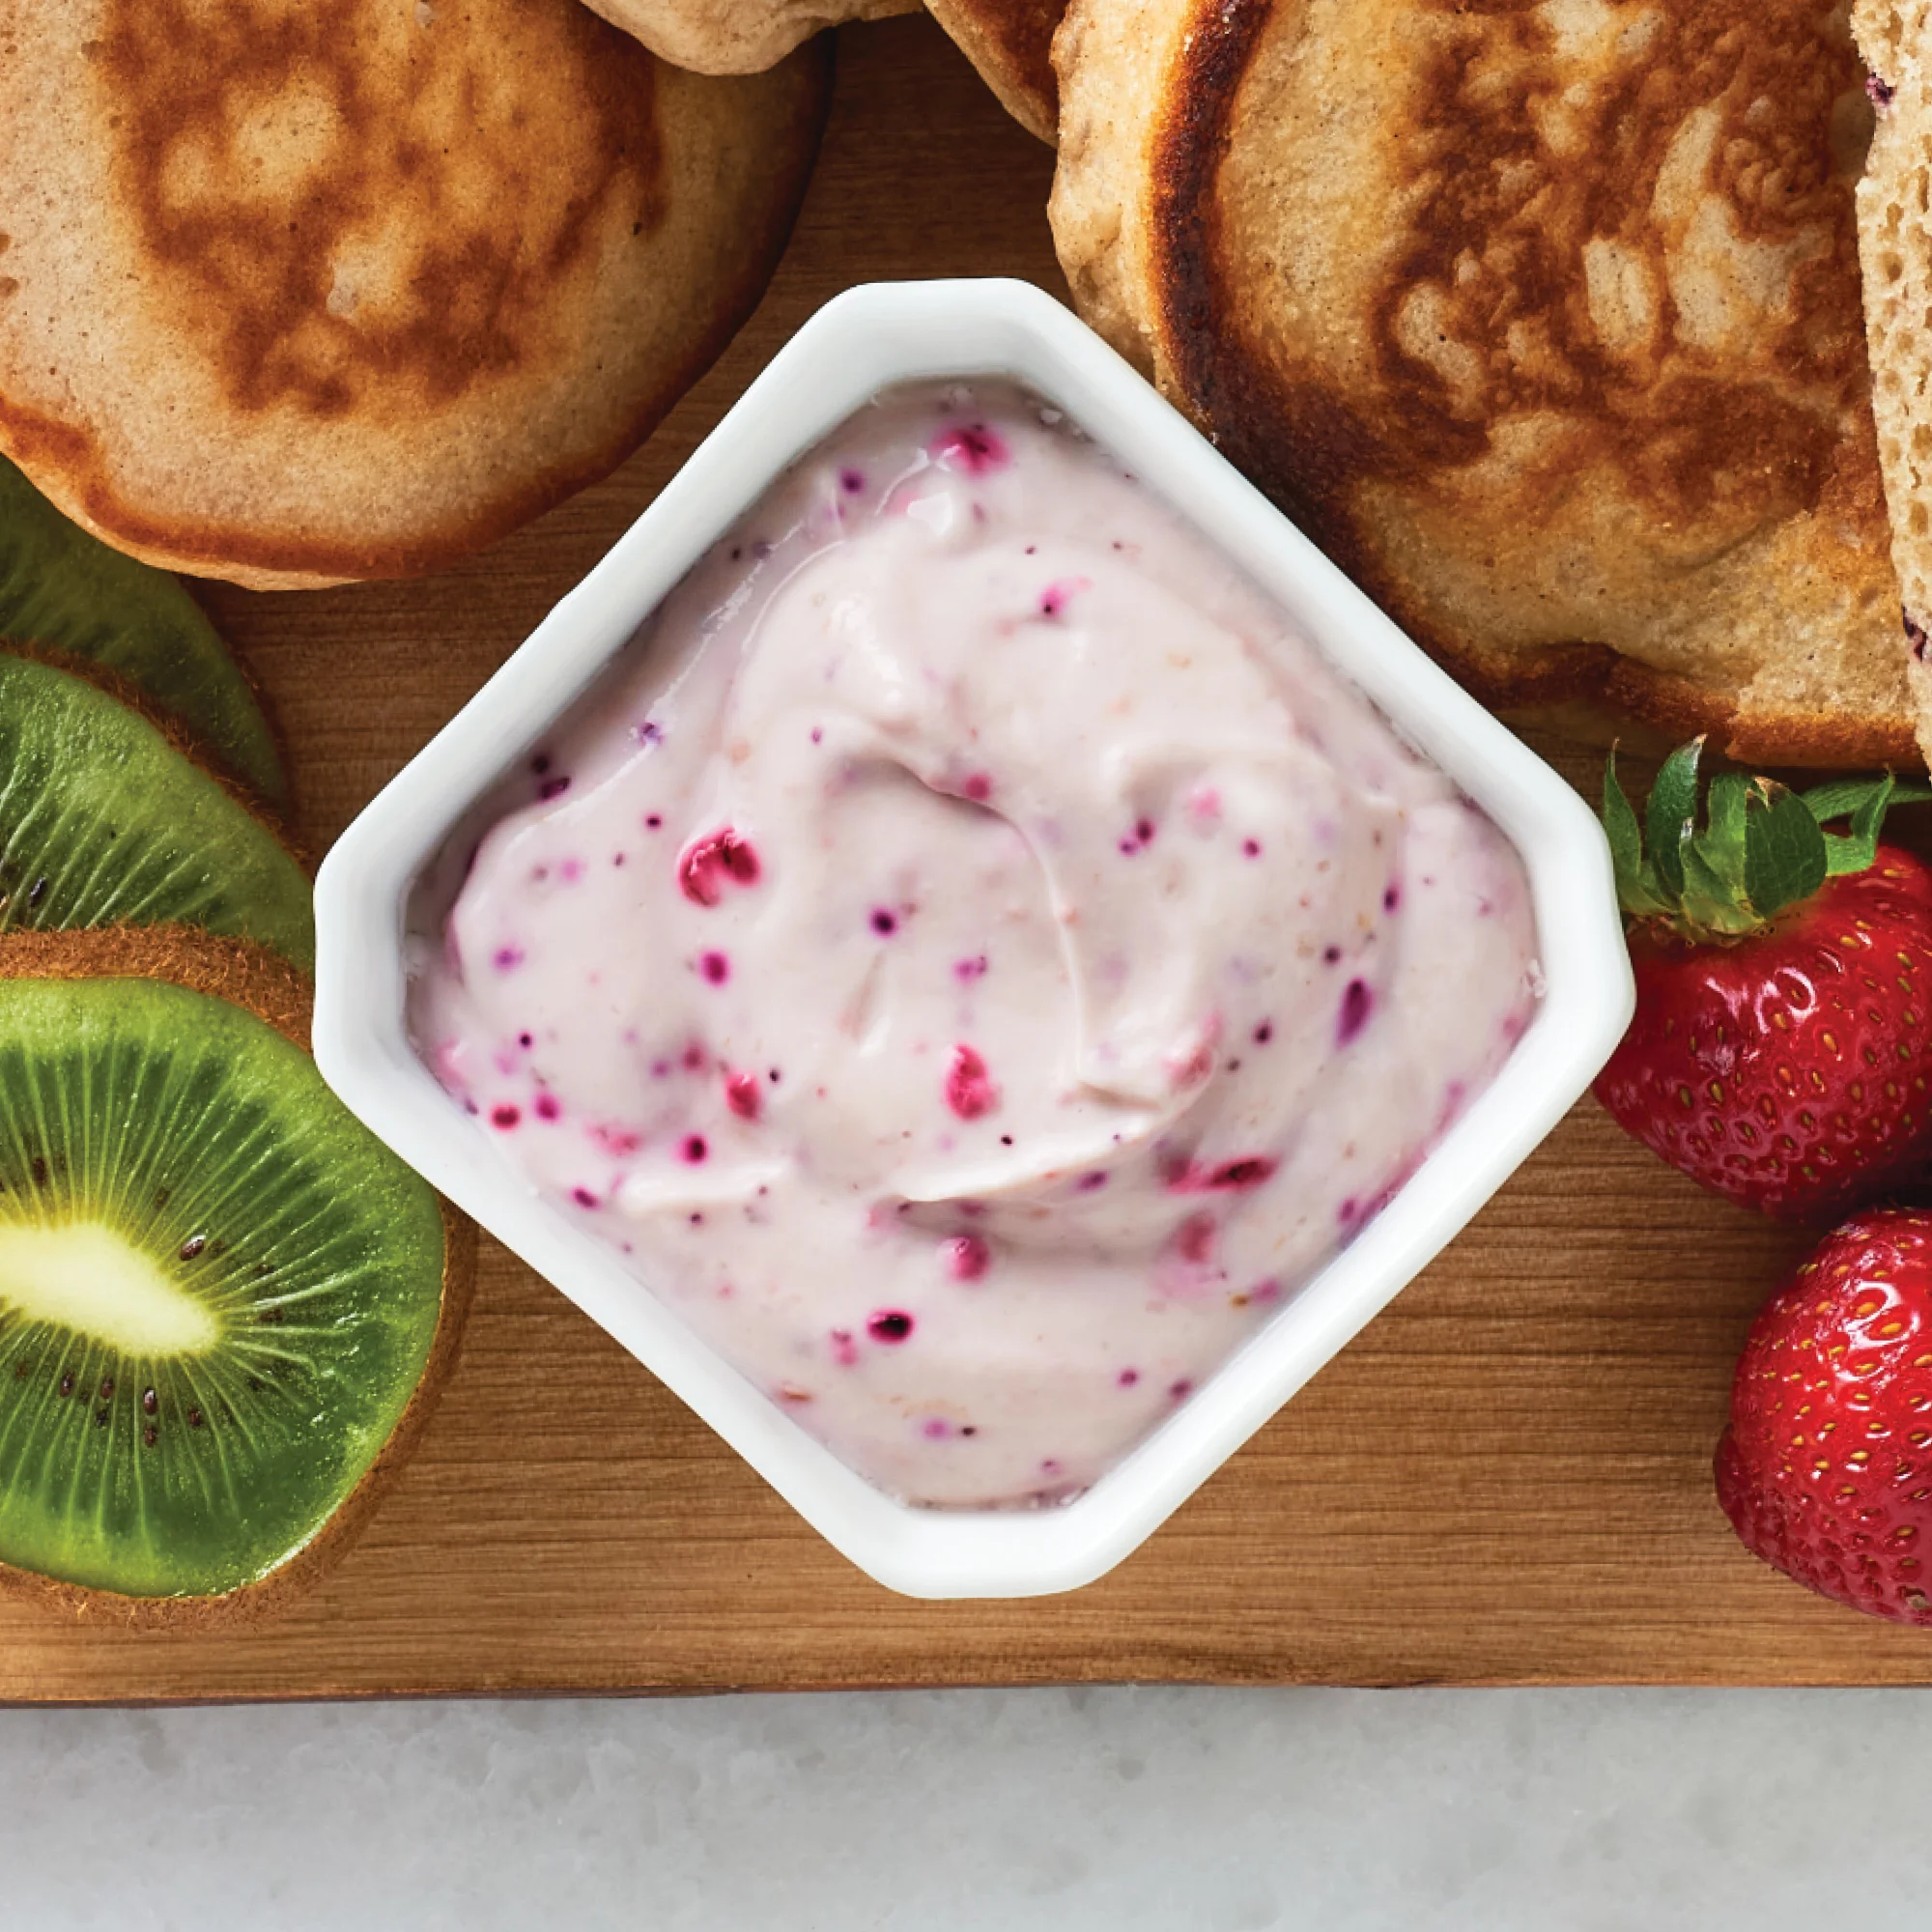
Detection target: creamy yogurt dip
<box><xmin>410</xmin><ymin>381</ymin><xmax>1540</xmax><ymax>1508</ymax></box>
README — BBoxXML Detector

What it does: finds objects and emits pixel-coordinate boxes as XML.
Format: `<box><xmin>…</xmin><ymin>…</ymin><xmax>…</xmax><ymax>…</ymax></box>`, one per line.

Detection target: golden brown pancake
<box><xmin>578</xmin><ymin>0</ymin><xmax>915</xmax><ymax>75</ymax></box>
<box><xmin>926</xmin><ymin>0</ymin><xmax>1065</xmax><ymax>141</ymax></box>
<box><xmin>581</xmin><ymin>0</ymin><xmax>1061</xmax><ymax>143</ymax></box>
<box><xmin>1853</xmin><ymin>0</ymin><xmax>1932</xmax><ymax>766</ymax></box>
<box><xmin>1051</xmin><ymin>0</ymin><xmax>1916</xmax><ymax>769</ymax></box>
<box><xmin>0</xmin><ymin>0</ymin><xmax>832</xmax><ymax>589</ymax></box>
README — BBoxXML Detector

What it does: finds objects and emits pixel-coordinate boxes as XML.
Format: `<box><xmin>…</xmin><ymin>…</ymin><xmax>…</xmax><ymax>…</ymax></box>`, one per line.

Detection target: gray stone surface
<box><xmin>2</xmin><ymin>1687</ymin><xmax>1927</xmax><ymax>1928</ymax></box>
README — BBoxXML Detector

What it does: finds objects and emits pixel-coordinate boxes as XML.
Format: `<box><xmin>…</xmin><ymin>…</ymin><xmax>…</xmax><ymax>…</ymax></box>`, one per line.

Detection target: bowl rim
<box><xmin>313</xmin><ymin>276</ymin><xmax>1634</xmax><ymax>1600</ymax></box>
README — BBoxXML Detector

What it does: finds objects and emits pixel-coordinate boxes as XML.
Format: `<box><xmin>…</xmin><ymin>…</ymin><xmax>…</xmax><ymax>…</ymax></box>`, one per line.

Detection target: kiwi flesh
<box><xmin>0</xmin><ymin>456</ymin><xmax>286</xmax><ymax>808</ymax></box>
<box><xmin>0</xmin><ymin>946</ymin><xmax>469</xmax><ymax>1614</ymax></box>
<box><xmin>0</xmin><ymin>652</ymin><xmax>314</xmax><ymax>970</ymax></box>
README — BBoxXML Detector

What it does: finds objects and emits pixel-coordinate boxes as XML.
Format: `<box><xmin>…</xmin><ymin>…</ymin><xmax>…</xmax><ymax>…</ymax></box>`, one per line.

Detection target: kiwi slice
<box><xmin>0</xmin><ymin>943</ymin><xmax>469</xmax><ymax>1613</ymax></box>
<box><xmin>0</xmin><ymin>457</ymin><xmax>286</xmax><ymax>807</ymax></box>
<box><xmin>0</xmin><ymin>652</ymin><xmax>314</xmax><ymax>970</ymax></box>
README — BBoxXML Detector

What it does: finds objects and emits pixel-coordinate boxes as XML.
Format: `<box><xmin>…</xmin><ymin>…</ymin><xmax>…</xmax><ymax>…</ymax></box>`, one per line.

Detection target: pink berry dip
<box><xmin>410</xmin><ymin>381</ymin><xmax>1540</xmax><ymax>1508</ymax></box>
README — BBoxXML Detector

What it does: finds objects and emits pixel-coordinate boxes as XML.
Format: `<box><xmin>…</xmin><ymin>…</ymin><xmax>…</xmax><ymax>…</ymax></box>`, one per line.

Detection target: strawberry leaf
<box><xmin>1603</xmin><ymin>752</ymin><xmax>1671</xmax><ymax>915</ymax></box>
<box><xmin>1679</xmin><ymin>838</ymin><xmax>1754</xmax><ymax>931</ymax></box>
<box><xmin>1702</xmin><ymin>772</ymin><xmax>1749</xmax><ymax>895</ymax></box>
<box><xmin>1801</xmin><ymin>775</ymin><xmax>1932</xmax><ymax>824</ymax></box>
<box><xmin>1821</xmin><ymin>773</ymin><xmax>1896</xmax><ymax>878</ymax></box>
<box><xmin>1743</xmin><ymin>780</ymin><xmax>1828</xmax><ymax>919</ymax></box>
<box><xmin>1602</xmin><ymin>751</ymin><xmax>1641</xmax><ymax>877</ymax></box>
<box><xmin>1674</xmin><ymin>771</ymin><xmax>1759</xmax><ymax>932</ymax></box>
<box><xmin>1645</xmin><ymin>738</ymin><xmax>1702</xmax><ymax>901</ymax></box>
<box><xmin>1599</xmin><ymin>741</ymin><xmax>1927</xmax><ymax>940</ymax></box>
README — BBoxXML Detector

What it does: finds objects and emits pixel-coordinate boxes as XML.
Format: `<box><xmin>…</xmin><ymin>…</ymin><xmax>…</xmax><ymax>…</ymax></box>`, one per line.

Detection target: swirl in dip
<box><xmin>411</xmin><ymin>381</ymin><xmax>1540</xmax><ymax>1507</ymax></box>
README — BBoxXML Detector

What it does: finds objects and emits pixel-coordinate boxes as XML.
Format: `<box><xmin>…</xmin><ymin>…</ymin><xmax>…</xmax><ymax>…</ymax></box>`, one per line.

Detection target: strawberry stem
<box><xmin>1602</xmin><ymin>743</ymin><xmax>1931</xmax><ymax>939</ymax></box>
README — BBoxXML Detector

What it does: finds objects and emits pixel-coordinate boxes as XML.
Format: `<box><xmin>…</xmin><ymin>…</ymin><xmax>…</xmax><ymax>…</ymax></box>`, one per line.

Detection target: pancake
<box><xmin>583</xmin><ymin>0</ymin><xmax>1061</xmax><ymax>143</ymax></box>
<box><xmin>578</xmin><ymin>0</ymin><xmax>915</xmax><ymax>75</ymax></box>
<box><xmin>925</xmin><ymin>0</ymin><xmax>1065</xmax><ymax>141</ymax></box>
<box><xmin>1051</xmin><ymin>0</ymin><xmax>1915</xmax><ymax>769</ymax></box>
<box><xmin>1854</xmin><ymin>0</ymin><xmax>1932</xmax><ymax>765</ymax></box>
<box><xmin>0</xmin><ymin>0</ymin><xmax>832</xmax><ymax>589</ymax></box>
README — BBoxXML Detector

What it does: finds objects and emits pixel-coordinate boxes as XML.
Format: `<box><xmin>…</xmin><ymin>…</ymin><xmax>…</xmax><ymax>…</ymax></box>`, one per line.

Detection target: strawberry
<box><xmin>1593</xmin><ymin>741</ymin><xmax>1932</xmax><ymax>1219</ymax></box>
<box><xmin>1715</xmin><ymin>1208</ymin><xmax>1932</xmax><ymax>1626</ymax></box>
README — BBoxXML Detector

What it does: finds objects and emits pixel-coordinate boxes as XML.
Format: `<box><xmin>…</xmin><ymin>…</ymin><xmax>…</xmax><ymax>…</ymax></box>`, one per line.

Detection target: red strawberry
<box><xmin>1593</xmin><ymin>742</ymin><xmax>1932</xmax><ymax>1219</ymax></box>
<box><xmin>1716</xmin><ymin>1208</ymin><xmax>1932</xmax><ymax>1626</ymax></box>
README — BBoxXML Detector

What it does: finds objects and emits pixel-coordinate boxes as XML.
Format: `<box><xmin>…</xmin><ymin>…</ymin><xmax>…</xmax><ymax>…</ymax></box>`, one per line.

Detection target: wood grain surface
<box><xmin>8</xmin><ymin>15</ymin><xmax>1931</xmax><ymax>1699</ymax></box>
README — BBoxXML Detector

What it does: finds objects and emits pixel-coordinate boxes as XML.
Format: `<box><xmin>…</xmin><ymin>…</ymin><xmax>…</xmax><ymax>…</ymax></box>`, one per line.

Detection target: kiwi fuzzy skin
<box><xmin>0</xmin><ymin>925</ymin><xmax>313</xmax><ymax>1045</ymax></box>
<box><xmin>0</xmin><ymin>930</ymin><xmax>477</xmax><ymax>1630</ymax></box>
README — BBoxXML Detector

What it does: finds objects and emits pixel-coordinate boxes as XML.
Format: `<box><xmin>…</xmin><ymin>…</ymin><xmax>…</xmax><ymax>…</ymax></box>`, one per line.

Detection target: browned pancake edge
<box><xmin>1137</xmin><ymin>0</ymin><xmax>1917</xmax><ymax>771</ymax></box>
<box><xmin>0</xmin><ymin>15</ymin><xmax>835</xmax><ymax>590</ymax></box>
<box><xmin>927</xmin><ymin>0</ymin><xmax>1065</xmax><ymax>141</ymax></box>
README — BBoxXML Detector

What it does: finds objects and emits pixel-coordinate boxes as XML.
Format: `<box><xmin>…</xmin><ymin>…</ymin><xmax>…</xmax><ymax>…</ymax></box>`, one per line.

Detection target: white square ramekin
<box><xmin>314</xmin><ymin>277</ymin><xmax>1634</xmax><ymax>1600</ymax></box>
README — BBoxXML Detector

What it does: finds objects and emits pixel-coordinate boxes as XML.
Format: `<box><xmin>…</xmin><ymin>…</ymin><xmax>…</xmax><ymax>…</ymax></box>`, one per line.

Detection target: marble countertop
<box><xmin>4</xmin><ymin>1686</ymin><xmax>1926</xmax><ymax>1928</ymax></box>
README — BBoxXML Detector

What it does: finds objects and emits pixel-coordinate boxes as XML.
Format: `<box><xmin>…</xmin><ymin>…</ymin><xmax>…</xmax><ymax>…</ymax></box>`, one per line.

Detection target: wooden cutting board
<box><xmin>8</xmin><ymin>15</ymin><xmax>1931</xmax><ymax>1701</ymax></box>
